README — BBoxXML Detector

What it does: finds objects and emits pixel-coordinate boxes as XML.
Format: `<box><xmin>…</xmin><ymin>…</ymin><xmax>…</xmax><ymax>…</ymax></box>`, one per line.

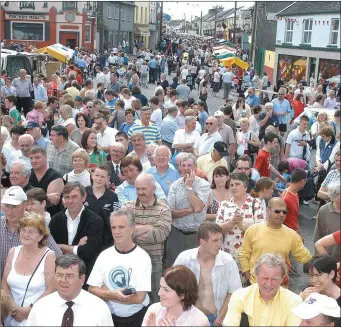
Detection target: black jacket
<box><xmin>106</xmin><ymin>161</ymin><xmax>123</xmax><ymax>187</ymax></box>
<box><xmin>49</xmin><ymin>208</ymin><xmax>104</xmax><ymax>278</ymax></box>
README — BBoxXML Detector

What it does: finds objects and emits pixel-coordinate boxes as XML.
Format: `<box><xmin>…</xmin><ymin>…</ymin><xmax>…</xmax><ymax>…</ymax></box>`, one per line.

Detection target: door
<box><xmin>60</xmin><ymin>32</ymin><xmax>79</xmax><ymax>49</ymax></box>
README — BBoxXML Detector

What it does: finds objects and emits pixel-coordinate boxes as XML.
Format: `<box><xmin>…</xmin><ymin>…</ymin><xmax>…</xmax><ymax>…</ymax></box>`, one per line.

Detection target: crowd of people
<box><xmin>0</xmin><ymin>37</ymin><xmax>340</xmax><ymax>327</ymax></box>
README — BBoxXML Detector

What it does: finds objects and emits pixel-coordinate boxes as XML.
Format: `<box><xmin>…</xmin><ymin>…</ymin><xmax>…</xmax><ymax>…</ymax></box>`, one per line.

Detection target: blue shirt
<box><xmin>198</xmin><ymin>111</ymin><xmax>209</xmax><ymax>130</ymax></box>
<box><xmin>148</xmin><ymin>59</ymin><xmax>157</xmax><ymax>69</ymax></box>
<box><xmin>246</xmin><ymin>94</ymin><xmax>261</xmax><ymax>108</ymax></box>
<box><xmin>272</xmin><ymin>98</ymin><xmax>291</xmax><ymax>124</ymax></box>
<box><xmin>105</xmin><ymin>99</ymin><xmax>117</xmax><ymax>114</ymax></box>
<box><xmin>34</xmin><ymin>84</ymin><xmax>47</xmax><ymax>102</ymax></box>
<box><xmin>75</xmin><ymin>58</ymin><xmax>87</xmax><ymax>68</ymax></box>
<box><xmin>160</xmin><ymin>115</ymin><xmax>179</xmax><ymax>143</ymax></box>
<box><xmin>146</xmin><ymin>165</ymin><xmax>180</xmax><ymax>196</ymax></box>
<box><xmin>118</xmin><ymin>57</ymin><xmax>124</xmax><ymax>65</ymax></box>
<box><xmin>116</xmin><ymin>180</ymin><xmax>166</xmax><ymax>204</ymax></box>
<box><xmin>36</xmin><ymin>135</ymin><xmax>48</xmax><ymax>149</ymax></box>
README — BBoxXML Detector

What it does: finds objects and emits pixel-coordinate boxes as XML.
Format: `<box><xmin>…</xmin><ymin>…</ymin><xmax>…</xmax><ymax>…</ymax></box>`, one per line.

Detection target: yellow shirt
<box><xmin>223</xmin><ymin>284</ymin><xmax>302</xmax><ymax>327</ymax></box>
<box><xmin>197</xmin><ymin>154</ymin><xmax>228</xmax><ymax>183</ymax></box>
<box><xmin>238</xmin><ymin>223</ymin><xmax>312</xmax><ymax>284</ymax></box>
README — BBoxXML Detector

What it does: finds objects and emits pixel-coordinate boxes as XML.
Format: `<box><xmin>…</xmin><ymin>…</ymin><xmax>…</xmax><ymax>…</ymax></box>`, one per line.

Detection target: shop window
<box><xmin>278</xmin><ymin>54</ymin><xmax>307</xmax><ymax>83</ymax></box>
<box><xmin>330</xmin><ymin>19</ymin><xmax>339</xmax><ymax>45</ymax></box>
<box><xmin>284</xmin><ymin>20</ymin><xmax>294</xmax><ymax>43</ymax></box>
<box><xmin>319</xmin><ymin>59</ymin><xmax>340</xmax><ymax>80</ymax></box>
<box><xmin>62</xmin><ymin>1</ymin><xmax>77</xmax><ymax>11</ymax></box>
<box><xmin>12</xmin><ymin>22</ymin><xmax>43</xmax><ymax>41</ymax></box>
<box><xmin>121</xmin><ymin>7</ymin><xmax>125</xmax><ymax>21</ymax></box>
<box><xmin>107</xmin><ymin>6</ymin><xmax>111</xmax><ymax>19</ymax></box>
<box><xmin>302</xmin><ymin>19</ymin><xmax>313</xmax><ymax>44</ymax></box>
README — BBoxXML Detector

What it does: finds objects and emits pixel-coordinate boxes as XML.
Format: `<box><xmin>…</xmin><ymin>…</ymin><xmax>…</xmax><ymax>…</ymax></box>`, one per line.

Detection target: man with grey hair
<box><xmin>9</xmin><ymin>161</ymin><xmax>33</xmax><ymax>192</ymax></box>
<box><xmin>160</xmin><ymin>105</ymin><xmax>179</xmax><ymax>152</ymax></box>
<box><xmin>26</xmin><ymin>254</ymin><xmax>113</xmax><ymax>326</ymax></box>
<box><xmin>146</xmin><ymin>145</ymin><xmax>180</xmax><ymax>196</ymax></box>
<box><xmin>258</xmin><ymin>102</ymin><xmax>279</xmax><ymax>141</ymax></box>
<box><xmin>142</xmin><ymin>142</ymin><xmax>158</xmax><ymax>171</ymax></box>
<box><xmin>223</xmin><ymin>253</ymin><xmax>303</xmax><ymax>327</ymax></box>
<box><xmin>172</xmin><ymin>116</ymin><xmax>200</xmax><ymax>155</ymax></box>
<box><xmin>88</xmin><ymin>209</ymin><xmax>152</xmax><ymax>326</ymax></box>
<box><xmin>164</xmin><ymin>153</ymin><xmax>210</xmax><ymax>267</ymax></box>
<box><xmin>313</xmin><ymin>181</ymin><xmax>341</xmax><ymax>262</ymax></box>
<box><xmin>121</xmin><ymin>173</ymin><xmax>171</xmax><ymax>303</ymax></box>
<box><xmin>6</xmin><ymin>134</ymin><xmax>34</xmax><ymax>172</ymax></box>
<box><xmin>107</xmin><ymin>142</ymin><xmax>126</xmax><ymax>188</ymax></box>
<box><xmin>12</xmin><ymin>69</ymin><xmax>33</xmax><ymax>116</ymax></box>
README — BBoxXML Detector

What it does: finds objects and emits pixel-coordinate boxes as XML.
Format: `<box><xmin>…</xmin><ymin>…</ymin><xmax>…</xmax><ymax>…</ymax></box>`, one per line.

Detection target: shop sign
<box><xmin>6</xmin><ymin>13</ymin><xmax>49</xmax><ymax>20</ymax></box>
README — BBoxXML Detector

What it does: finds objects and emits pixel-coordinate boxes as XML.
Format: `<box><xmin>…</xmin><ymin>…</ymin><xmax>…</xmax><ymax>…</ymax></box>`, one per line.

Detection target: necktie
<box><xmin>115</xmin><ymin>164</ymin><xmax>119</xmax><ymax>174</ymax></box>
<box><xmin>61</xmin><ymin>301</ymin><xmax>74</xmax><ymax>327</ymax></box>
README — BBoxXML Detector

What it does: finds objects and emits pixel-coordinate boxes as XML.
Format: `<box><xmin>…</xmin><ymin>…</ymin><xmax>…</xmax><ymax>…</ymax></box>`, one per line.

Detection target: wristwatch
<box><xmin>186</xmin><ymin>186</ymin><xmax>193</xmax><ymax>191</ymax></box>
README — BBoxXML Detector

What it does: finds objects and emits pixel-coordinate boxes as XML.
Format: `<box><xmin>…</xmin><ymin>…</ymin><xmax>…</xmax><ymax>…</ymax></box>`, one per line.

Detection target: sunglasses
<box><xmin>269</xmin><ymin>208</ymin><xmax>288</xmax><ymax>215</ymax></box>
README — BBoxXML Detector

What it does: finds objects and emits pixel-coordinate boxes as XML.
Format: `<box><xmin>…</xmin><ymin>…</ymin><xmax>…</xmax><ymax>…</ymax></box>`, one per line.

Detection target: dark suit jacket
<box><xmin>106</xmin><ymin>161</ymin><xmax>123</xmax><ymax>187</ymax></box>
<box><xmin>49</xmin><ymin>208</ymin><xmax>104</xmax><ymax>278</ymax></box>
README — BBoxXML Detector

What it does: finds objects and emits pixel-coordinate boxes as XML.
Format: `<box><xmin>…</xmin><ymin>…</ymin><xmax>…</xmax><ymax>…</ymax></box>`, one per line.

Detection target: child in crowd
<box><xmin>275</xmin><ymin>161</ymin><xmax>292</xmax><ymax>193</ymax></box>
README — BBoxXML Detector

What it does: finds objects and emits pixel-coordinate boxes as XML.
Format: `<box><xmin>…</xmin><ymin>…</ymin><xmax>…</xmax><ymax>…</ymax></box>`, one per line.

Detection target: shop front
<box><xmin>318</xmin><ymin>58</ymin><xmax>340</xmax><ymax>80</ymax></box>
<box><xmin>277</xmin><ymin>54</ymin><xmax>307</xmax><ymax>83</ymax></box>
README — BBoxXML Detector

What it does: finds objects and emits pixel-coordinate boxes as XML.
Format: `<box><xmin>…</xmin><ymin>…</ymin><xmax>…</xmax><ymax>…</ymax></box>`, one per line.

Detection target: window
<box><xmin>62</xmin><ymin>1</ymin><xmax>76</xmax><ymax>11</ymax></box>
<box><xmin>114</xmin><ymin>6</ymin><xmax>119</xmax><ymax>19</ymax></box>
<box><xmin>107</xmin><ymin>6</ymin><xmax>111</xmax><ymax>19</ymax></box>
<box><xmin>284</xmin><ymin>20</ymin><xmax>294</xmax><ymax>43</ymax></box>
<box><xmin>302</xmin><ymin>19</ymin><xmax>313</xmax><ymax>44</ymax></box>
<box><xmin>128</xmin><ymin>9</ymin><xmax>132</xmax><ymax>22</ymax></box>
<box><xmin>121</xmin><ymin>7</ymin><xmax>125</xmax><ymax>21</ymax></box>
<box><xmin>12</xmin><ymin>22</ymin><xmax>43</xmax><ymax>41</ymax></box>
<box><xmin>19</xmin><ymin>1</ymin><xmax>35</xmax><ymax>10</ymax></box>
<box><xmin>84</xmin><ymin>25</ymin><xmax>91</xmax><ymax>43</ymax></box>
<box><xmin>330</xmin><ymin>19</ymin><xmax>340</xmax><ymax>45</ymax></box>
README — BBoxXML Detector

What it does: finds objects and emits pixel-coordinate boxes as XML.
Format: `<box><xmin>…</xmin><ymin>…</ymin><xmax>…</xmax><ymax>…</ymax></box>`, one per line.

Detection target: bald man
<box><xmin>238</xmin><ymin>197</ymin><xmax>312</xmax><ymax>286</ymax></box>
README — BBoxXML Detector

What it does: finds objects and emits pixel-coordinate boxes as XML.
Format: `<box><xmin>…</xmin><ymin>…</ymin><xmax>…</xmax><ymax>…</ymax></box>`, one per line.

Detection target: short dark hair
<box><xmin>197</xmin><ymin>221</ymin><xmax>222</xmax><ymax>241</ymax></box>
<box><xmin>115</xmin><ymin>131</ymin><xmax>128</xmax><ymax>140</ymax></box>
<box><xmin>308</xmin><ymin>255</ymin><xmax>337</xmax><ymax>282</ymax></box>
<box><xmin>278</xmin><ymin>160</ymin><xmax>289</xmax><ymax>173</ymax></box>
<box><xmin>10</xmin><ymin>125</ymin><xmax>26</xmax><ymax>136</ymax></box>
<box><xmin>105</xmin><ymin>89</ymin><xmax>117</xmax><ymax>97</ymax></box>
<box><xmin>75</xmin><ymin>112</ymin><xmax>89</xmax><ymax>128</ymax></box>
<box><xmin>51</xmin><ymin>125</ymin><xmax>68</xmax><ymax>140</ymax></box>
<box><xmin>291</xmin><ymin>168</ymin><xmax>307</xmax><ymax>183</ymax></box>
<box><xmin>334</xmin><ymin>109</ymin><xmax>341</xmax><ymax>118</ymax></box>
<box><xmin>150</xmin><ymin>96</ymin><xmax>159</xmax><ymax>105</ymax></box>
<box><xmin>82</xmin><ymin>96</ymin><xmax>92</xmax><ymax>105</ymax></box>
<box><xmin>84</xmin><ymin>79</ymin><xmax>93</xmax><ymax>87</ymax></box>
<box><xmin>300</xmin><ymin>115</ymin><xmax>309</xmax><ymax>122</ymax></box>
<box><xmin>263</xmin><ymin>132</ymin><xmax>278</xmax><ymax>144</ymax></box>
<box><xmin>252</xmin><ymin>105</ymin><xmax>262</xmax><ymax>115</ymax></box>
<box><xmin>162</xmin><ymin>266</ymin><xmax>198</xmax><ymax>311</ymax></box>
<box><xmin>115</xmin><ymin>99</ymin><xmax>125</xmax><ymax>109</ymax></box>
<box><xmin>30</xmin><ymin>146</ymin><xmax>47</xmax><ymax>157</ymax></box>
<box><xmin>125</xmin><ymin>108</ymin><xmax>135</xmax><ymax>116</ymax></box>
<box><xmin>63</xmin><ymin>182</ymin><xmax>86</xmax><ymax>197</ymax></box>
<box><xmin>169</xmin><ymin>89</ymin><xmax>178</xmax><ymax>97</ymax></box>
<box><xmin>120</xmin><ymin>155</ymin><xmax>143</xmax><ymax>172</ymax></box>
<box><xmin>26</xmin><ymin>188</ymin><xmax>47</xmax><ymax>203</ymax></box>
<box><xmin>229</xmin><ymin>172</ymin><xmax>249</xmax><ymax>188</ymax></box>
<box><xmin>131</xmin><ymin>85</ymin><xmax>141</xmax><ymax>94</ymax></box>
<box><xmin>198</xmin><ymin>100</ymin><xmax>206</xmax><ymax>108</ymax></box>
<box><xmin>222</xmin><ymin>105</ymin><xmax>233</xmax><ymax>116</ymax></box>
<box><xmin>93</xmin><ymin>164</ymin><xmax>109</xmax><ymax>176</ymax></box>
<box><xmin>236</xmin><ymin>154</ymin><xmax>252</xmax><ymax>167</ymax></box>
<box><xmin>55</xmin><ymin>254</ymin><xmax>86</xmax><ymax>276</ymax></box>
<box><xmin>5</xmin><ymin>94</ymin><xmax>16</xmax><ymax>105</ymax></box>
<box><xmin>211</xmin><ymin>166</ymin><xmax>229</xmax><ymax>189</ymax></box>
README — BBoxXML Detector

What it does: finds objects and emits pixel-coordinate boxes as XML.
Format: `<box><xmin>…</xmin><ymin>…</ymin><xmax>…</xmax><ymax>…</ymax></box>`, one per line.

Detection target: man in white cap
<box><xmin>292</xmin><ymin>292</ymin><xmax>340</xmax><ymax>326</ymax></box>
<box><xmin>0</xmin><ymin>186</ymin><xmax>62</xmax><ymax>279</ymax></box>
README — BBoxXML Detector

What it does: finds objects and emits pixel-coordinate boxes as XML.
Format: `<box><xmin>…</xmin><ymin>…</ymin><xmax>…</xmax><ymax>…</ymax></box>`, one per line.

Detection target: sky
<box><xmin>163</xmin><ymin>1</ymin><xmax>254</xmax><ymax>21</ymax></box>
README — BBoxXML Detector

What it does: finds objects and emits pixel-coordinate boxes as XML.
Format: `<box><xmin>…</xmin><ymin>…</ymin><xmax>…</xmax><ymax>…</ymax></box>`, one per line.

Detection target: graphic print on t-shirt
<box><xmin>109</xmin><ymin>266</ymin><xmax>130</xmax><ymax>289</ymax></box>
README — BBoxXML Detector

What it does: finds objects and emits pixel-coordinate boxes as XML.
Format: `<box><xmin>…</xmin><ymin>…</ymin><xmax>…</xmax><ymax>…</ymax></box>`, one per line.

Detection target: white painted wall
<box><xmin>276</xmin><ymin>13</ymin><xmax>340</xmax><ymax>48</ymax></box>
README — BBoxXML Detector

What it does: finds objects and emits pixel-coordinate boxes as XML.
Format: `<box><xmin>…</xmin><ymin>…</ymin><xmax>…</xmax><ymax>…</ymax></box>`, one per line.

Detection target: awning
<box><xmin>33</xmin><ymin>43</ymin><xmax>74</xmax><ymax>63</ymax></box>
<box><xmin>220</xmin><ymin>57</ymin><xmax>249</xmax><ymax>70</ymax></box>
<box><xmin>134</xmin><ymin>26</ymin><xmax>150</xmax><ymax>37</ymax></box>
<box><xmin>216</xmin><ymin>52</ymin><xmax>235</xmax><ymax>60</ymax></box>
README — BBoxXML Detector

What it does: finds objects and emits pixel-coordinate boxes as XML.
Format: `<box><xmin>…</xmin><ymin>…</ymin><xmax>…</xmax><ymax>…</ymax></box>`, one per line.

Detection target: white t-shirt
<box><xmin>97</xmin><ymin>126</ymin><xmax>119</xmax><ymax>148</ymax></box>
<box><xmin>63</xmin><ymin>169</ymin><xmax>91</xmax><ymax>187</ymax></box>
<box><xmin>237</xmin><ymin>131</ymin><xmax>252</xmax><ymax>156</ymax></box>
<box><xmin>87</xmin><ymin>245</ymin><xmax>151</xmax><ymax>317</ymax></box>
<box><xmin>286</xmin><ymin>128</ymin><xmax>311</xmax><ymax>160</ymax></box>
<box><xmin>249</xmin><ymin>115</ymin><xmax>260</xmax><ymax>137</ymax></box>
<box><xmin>172</xmin><ymin>129</ymin><xmax>200</xmax><ymax>148</ymax></box>
<box><xmin>151</xmin><ymin>108</ymin><xmax>163</xmax><ymax>127</ymax></box>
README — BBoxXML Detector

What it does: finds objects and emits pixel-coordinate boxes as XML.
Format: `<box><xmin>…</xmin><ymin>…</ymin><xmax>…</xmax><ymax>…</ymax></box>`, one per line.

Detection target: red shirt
<box><xmin>254</xmin><ymin>149</ymin><xmax>271</xmax><ymax>177</ymax></box>
<box><xmin>281</xmin><ymin>189</ymin><xmax>300</xmax><ymax>232</ymax></box>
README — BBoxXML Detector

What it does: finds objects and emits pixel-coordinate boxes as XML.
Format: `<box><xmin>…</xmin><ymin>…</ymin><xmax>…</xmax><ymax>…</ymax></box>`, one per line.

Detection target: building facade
<box><xmin>148</xmin><ymin>1</ymin><xmax>157</xmax><ymax>50</ymax></box>
<box><xmin>274</xmin><ymin>2</ymin><xmax>340</xmax><ymax>83</ymax></box>
<box><xmin>98</xmin><ymin>1</ymin><xmax>134</xmax><ymax>52</ymax></box>
<box><xmin>0</xmin><ymin>1</ymin><xmax>96</xmax><ymax>51</ymax></box>
<box><xmin>134</xmin><ymin>1</ymin><xmax>150</xmax><ymax>49</ymax></box>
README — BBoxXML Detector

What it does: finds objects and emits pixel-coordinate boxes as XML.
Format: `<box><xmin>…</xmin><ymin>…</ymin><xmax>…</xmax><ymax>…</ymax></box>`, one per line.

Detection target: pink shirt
<box><xmin>142</xmin><ymin>303</ymin><xmax>209</xmax><ymax>326</ymax></box>
<box><xmin>26</xmin><ymin>109</ymin><xmax>44</xmax><ymax>125</ymax></box>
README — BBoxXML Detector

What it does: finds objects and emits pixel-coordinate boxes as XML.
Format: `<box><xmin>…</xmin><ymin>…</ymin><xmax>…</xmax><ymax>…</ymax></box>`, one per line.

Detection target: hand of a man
<box><xmin>78</xmin><ymin>236</ymin><xmax>88</xmax><ymax>246</ymax></box>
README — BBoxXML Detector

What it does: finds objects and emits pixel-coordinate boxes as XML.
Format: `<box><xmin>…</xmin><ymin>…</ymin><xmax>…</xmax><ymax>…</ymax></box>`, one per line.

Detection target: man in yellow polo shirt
<box><xmin>223</xmin><ymin>253</ymin><xmax>303</xmax><ymax>326</ymax></box>
<box><xmin>197</xmin><ymin>141</ymin><xmax>229</xmax><ymax>183</ymax></box>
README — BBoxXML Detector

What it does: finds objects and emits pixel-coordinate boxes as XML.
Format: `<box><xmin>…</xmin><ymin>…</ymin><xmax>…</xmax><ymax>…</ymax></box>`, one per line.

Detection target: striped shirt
<box><xmin>128</xmin><ymin>122</ymin><xmax>161</xmax><ymax>146</ymax></box>
<box><xmin>12</xmin><ymin>78</ymin><xmax>33</xmax><ymax>97</ymax></box>
<box><xmin>0</xmin><ymin>217</ymin><xmax>62</xmax><ymax>279</ymax></box>
<box><xmin>122</xmin><ymin>197</ymin><xmax>172</xmax><ymax>261</ymax></box>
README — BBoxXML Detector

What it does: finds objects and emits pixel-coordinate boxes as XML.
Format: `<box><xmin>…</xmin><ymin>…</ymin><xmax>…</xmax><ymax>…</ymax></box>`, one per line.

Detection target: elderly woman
<box><xmin>323</xmin><ymin>90</ymin><xmax>337</xmax><ymax>109</ymax></box>
<box><xmin>142</xmin><ymin>266</ymin><xmax>209</xmax><ymax>326</ymax></box>
<box><xmin>63</xmin><ymin>148</ymin><xmax>91</xmax><ymax>186</ymax></box>
<box><xmin>300</xmin><ymin>255</ymin><xmax>340</xmax><ymax>306</ymax></box>
<box><xmin>206</xmin><ymin>166</ymin><xmax>231</xmax><ymax>221</ymax></box>
<box><xmin>216</xmin><ymin>172</ymin><xmax>264</xmax><ymax>285</ymax></box>
<box><xmin>59</xmin><ymin>104</ymin><xmax>76</xmax><ymax>136</ymax></box>
<box><xmin>1</xmin><ymin>213</ymin><xmax>56</xmax><ymax>326</ymax></box>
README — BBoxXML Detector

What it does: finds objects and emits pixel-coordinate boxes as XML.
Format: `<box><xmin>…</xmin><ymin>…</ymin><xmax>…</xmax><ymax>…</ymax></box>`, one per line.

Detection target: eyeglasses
<box><xmin>20</xmin><ymin>229</ymin><xmax>39</xmax><ymax>236</ymax></box>
<box><xmin>55</xmin><ymin>273</ymin><xmax>79</xmax><ymax>281</ymax></box>
<box><xmin>269</xmin><ymin>208</ymin><xmax>288</xmax><ymax>215</ymax></box>
<box><xmin>206</xmin><ymin>122</ymin><xmax>214</xmax><ymax>125</ymax></box>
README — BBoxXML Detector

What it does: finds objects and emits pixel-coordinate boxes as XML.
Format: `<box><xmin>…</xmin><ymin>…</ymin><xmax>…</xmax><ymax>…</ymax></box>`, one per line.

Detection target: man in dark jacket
<box><xmin>49</xmin><ymin>182</ymin><xmax>104</xmax><ymax>281</ymax></box>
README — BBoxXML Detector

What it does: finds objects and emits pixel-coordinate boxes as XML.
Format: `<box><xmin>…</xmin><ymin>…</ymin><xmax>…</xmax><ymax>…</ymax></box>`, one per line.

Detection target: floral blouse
<box><xmin>216</xmin><ymin>195</ymin><xmax>265</xmax><ymax>259</ymax></box>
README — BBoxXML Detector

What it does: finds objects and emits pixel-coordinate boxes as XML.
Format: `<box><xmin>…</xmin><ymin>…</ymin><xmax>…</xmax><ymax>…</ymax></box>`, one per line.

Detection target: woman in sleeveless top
<box><xmin>1</xmin><ymin>213</ymin><xmax>56</xmax><ymax>326</ymax></box>
<box><xmin>206</xmin><ymin>166</ymin><xmax>231</xmax><ymax>221</ymax></box>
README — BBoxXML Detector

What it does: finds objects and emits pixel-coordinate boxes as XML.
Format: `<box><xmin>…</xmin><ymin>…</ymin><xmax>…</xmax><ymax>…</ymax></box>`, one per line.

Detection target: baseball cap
<box><xmin>292</xmin><ymin>293</ymin><xmax>341</xmax><ymax>320</ymax></box>
<box><xmin>75</xmin><ymin>96</ymin><xmax>82</xmax><ymax>101</ymax></box>
<box><xmin>214</xmin><ymin>141</ymin><xmax>228</xmax><ymax>156</ymax></box>
<box><xmin>25</xmin><ymin>121</ymin><xmax>39</xmax><ymax>129</ymax></box>
<box><xmin>2</xmin><ymin>186</ymin><xmax>27</xmax><ymax>205</ymax></box>
<box><xmin>214</xmin><ymin>110</ymin><xmax>224</xmax><ymax>117</ymax></box>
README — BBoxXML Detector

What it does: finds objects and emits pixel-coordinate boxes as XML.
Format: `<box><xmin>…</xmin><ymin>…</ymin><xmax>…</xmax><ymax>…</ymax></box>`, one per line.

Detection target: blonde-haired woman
<box><xmin>311</xmin><ymin>111</ymin><xmax>329</xmax><ymax>140</ymax></box>
<box><xmin>323</xmin><ymin>90</ymin><xmax>337</xmax><ymax>109</ymax></box>
<box><xmin>63</xmin><ymin>148</ymin><xmax>91</xmax><ymax>186</ymax></box>
<box><xmin>2</xmin><ymin>213</ymin><xmax>56</xmax><ymax>326</ymax></box>
<box><xmin>59</xmin><ymin>104</ymin><xmax>76</xmax><ymax>136</ymax></box>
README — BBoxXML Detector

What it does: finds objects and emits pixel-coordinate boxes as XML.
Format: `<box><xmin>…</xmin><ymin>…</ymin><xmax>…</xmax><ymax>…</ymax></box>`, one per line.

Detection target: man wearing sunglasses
<box><xmin>238</xmin><ymin>197</ymin><xmax>312</xmax><ymax>287</ymax></box>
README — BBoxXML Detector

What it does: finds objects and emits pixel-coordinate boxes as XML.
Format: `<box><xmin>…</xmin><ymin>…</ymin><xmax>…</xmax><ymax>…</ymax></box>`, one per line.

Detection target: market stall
<box><xmin>33</xmin><ymin>43</ymin><xmax>74</xmax><ymax>63</ymax></box>
<box><xmin>220</xmin><ymin>57</ymin><xmax>249</xmax><ymax>70</ymax></box>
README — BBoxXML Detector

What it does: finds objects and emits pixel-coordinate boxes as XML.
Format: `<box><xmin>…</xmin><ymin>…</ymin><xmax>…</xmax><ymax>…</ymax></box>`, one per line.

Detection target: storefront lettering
<box><xmin>7</xmin><ymin>14</ymin><xmax>48</xmax><ymax>20</ymax></box>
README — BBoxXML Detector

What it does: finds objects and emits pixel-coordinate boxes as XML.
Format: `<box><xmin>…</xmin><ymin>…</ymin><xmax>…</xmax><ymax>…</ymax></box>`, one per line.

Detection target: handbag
<box><xmin>248</xmin><ymin>132</ymin><xmax>258</xmax><ymax>155</ymax></box>
<box><xmin>21</xmin><ymin>250</ymin><xmax>49</xmax><ymax>307</ymax></box>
